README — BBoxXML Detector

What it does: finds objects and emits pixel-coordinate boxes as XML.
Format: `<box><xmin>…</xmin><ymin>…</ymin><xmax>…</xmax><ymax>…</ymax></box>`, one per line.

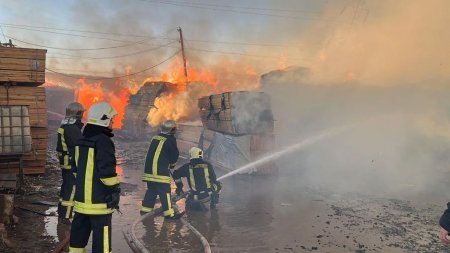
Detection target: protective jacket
<box><xmin>173</xmin><ymin>158</ymin><xmax>218</xmax><ymax>194</ymax></box>
<box><xmin>440</xmin><ymin>203</ymin><xmax>450</xmax><ymax>231</ymax></box>
<box><xmin>56</xmin><ymin>120</ymin><xmax>83</xmax><ymax>169</ymax></box>
<box><xmin>72</xmin><ymin>124</ymin><xmax>120</xmax><ymax>215</ymax></box>
<box><xmin>142</xmin><ymin>133</ymin><xmax>179</xmax><ymax>184</ymax></box>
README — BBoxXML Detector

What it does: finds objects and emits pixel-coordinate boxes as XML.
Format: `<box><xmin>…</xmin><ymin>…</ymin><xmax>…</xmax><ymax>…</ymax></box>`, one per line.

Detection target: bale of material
<box><xmin>198</xmin><ymin>91</ymin><xmax>274</xmax><ymax>135</ymax></box>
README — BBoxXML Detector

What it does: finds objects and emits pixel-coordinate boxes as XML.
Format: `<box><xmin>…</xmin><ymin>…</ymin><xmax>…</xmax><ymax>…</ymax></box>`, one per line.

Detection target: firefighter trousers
<box><xmin>58</xmin><ymin>170</ymin><xmax>76</xmax><ymax>219</ymax></box>
<box><xmin>141</xmin><ymin>182</ymin><xmax>175</xmax><ymax>217</ymax></box>
<box><xmin>69</xmin><ymin>213</ymin><xmax>112</xmax><ymax>253</ymax></box>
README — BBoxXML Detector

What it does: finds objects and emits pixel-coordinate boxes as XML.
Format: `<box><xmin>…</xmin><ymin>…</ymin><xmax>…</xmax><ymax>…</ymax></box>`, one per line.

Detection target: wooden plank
<box><xmin>0</xmin><ymin>47</ymin><xmax>46</xmax><ymax>60</ymax></box>
<box><xmin>0</xmin><ymin>69</ymin><xmax>45</xmax><ymax>83</ymax></box>
<box><xmin>0</xmin><ymin>58</ymin><xmax>45</xmax><ymax>71</ymax></box>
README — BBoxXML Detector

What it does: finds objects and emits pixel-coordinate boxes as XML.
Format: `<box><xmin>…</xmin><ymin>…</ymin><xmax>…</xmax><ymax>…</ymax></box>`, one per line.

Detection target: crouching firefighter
<box><xmin>172</xmin><ymin>147</ymin><xmax>222</xmax><ymax>211</ymax></box>
<box><xmin>141</xmin><ymin>120</ymin><xmax>184</xmax><ymax>219</ymax></box>
<box><xmin>57</xmin><ymin>102</ymin><xmax>85</xmax><ymax>222</ymax></box>
<box><xmin>69</xmin><ymin>102</ymin><xmax>121</xmax><ymax>253</ymax></box>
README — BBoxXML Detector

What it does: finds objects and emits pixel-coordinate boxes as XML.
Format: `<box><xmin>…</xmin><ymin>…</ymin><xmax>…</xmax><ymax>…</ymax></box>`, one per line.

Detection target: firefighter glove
<box><xmin>105</xmin><ymin>185</ymin><xmax>121</xmax><ymax>209</ymax></box>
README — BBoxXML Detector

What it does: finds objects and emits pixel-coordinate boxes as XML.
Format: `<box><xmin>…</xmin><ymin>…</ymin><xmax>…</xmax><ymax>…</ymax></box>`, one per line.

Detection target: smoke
<box><xmin>301</xmin><ymin>0</ymin><xmax>450</xmax><ymax>86</ymax></box>
<box><xmin>261</xmin><ymin>0</ymin><xmax>450</xmax><ymax>198</ymax></box>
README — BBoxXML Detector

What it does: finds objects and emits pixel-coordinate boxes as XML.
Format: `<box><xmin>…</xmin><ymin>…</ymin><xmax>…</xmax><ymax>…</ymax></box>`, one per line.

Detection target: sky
<box><xmin>0</xmin><ymin>0</ymin><xmax>334</xmax><ymax>79</ymax></box>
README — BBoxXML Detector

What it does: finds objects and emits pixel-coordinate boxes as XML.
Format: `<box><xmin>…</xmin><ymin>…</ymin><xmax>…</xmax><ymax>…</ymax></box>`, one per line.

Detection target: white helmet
<box><xmin>189</xmin><ymin>147</ymin><xmax>203</xmax><ymax>160</ymax></box>
<box><xmin>160</xmin><ymin>120</ymin><xmax>177</xmax><ymax>135</ymax></box>
<box><xmin>87</xmin><ymin>102</ymin><xmax>118</xmax><ymax>127</ymax></box>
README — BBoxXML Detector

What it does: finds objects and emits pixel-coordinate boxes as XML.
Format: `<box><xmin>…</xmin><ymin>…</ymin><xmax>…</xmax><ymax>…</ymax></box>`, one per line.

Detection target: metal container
<box><xmin>0</xmin><ymin>106</ymin><xmax>32</xmax><ymax>154</ymax></box>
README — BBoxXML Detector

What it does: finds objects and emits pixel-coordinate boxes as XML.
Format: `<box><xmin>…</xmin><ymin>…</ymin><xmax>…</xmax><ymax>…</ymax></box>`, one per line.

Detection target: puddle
<box><xmin>43</xmin><ymin>206</ymin><xmax>59</xmax><ymax>243</ymax></box>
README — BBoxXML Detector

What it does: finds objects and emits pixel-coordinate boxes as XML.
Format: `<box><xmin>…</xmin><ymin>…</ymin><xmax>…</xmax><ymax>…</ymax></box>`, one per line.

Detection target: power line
<box><xmin>1</xmin><ymin>23</ymin><xmax>176</xmax><ymax>39</ymax></box>
<box><xmin>185</xmin><ymin>38</ymin><xmax>299</xmax><ymax>48</ymax></box>
<box><xmin>5</xmin><ymin>35</ymin><xmax>152</xmax><ymax>51</ymax></box>
<box><xmin>45</xmin><ymin>50</ymin><xmax>180</xmax><ymax>80</ymax></box>
<box><xmin>143</xmin><ymin>0</ymin><xmax>322</xmax><ymax>14</ymax></box>
<box><xmin>139</xmin><ymin>0</ymin><xmax>332</xmax><ymax>21</ymax></box>
<box><xmin>2</xmin><ymin>25</ymin><xmax>176</xmax><ymax>44</ymax></box>
<box><xmin>3</xmin><ymin>22</ymin><xmax>300</xmax><ymax>49</ymax></box>
<box><xmin>19</xmin><ymin>40</ymin><xmax>176</xmax><ymax>60</ymax></box>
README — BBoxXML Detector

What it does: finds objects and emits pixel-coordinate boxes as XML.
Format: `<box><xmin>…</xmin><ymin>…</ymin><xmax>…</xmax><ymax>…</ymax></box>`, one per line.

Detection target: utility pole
<box><xmin>177</xmin><ymin>26</ymin><xmax>188</xmax><ymax>90</ymax></box>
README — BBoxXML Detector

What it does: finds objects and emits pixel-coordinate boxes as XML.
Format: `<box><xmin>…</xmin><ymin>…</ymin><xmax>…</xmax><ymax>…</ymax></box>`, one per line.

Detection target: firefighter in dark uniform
<box><xmin>69</xmin><ymin>102</ymin><xmax>120</xmax><ymax>253</ymax></box>
<box><xmin>57</xmin><ymin>102</ymin><xmax>85</xmax><ymax>222</ymax></box>
<box><xmin>141</xmin><ymin>120</ymin><xmax>184</xmax><ymax>219</ymax></box>
<box><xmin>172</xmin><ymin>147</ymin><xmax>222</xmax><ymax>211</ymax></box>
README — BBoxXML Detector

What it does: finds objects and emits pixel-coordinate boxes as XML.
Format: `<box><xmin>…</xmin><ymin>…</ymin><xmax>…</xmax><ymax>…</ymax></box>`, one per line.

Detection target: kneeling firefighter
<box><xmin>172</xmin><ymin>147</ymin><xmax>222</xmax><ymax>210</ymax></box>
<box><xmin>69</xmin><ymin>102</ymin><xmax>121</xmax><ymax>253</ymax></box>
<box><xmin>141</xmin><ymin>120</ymin><xmax>184</xmax><ymax>219</ymax></box>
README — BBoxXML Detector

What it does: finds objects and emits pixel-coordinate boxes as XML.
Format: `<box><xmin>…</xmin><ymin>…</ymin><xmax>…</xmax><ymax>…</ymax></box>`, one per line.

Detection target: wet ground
<box><xmin>9</xmin><ymin>137</ymin><xmax>450</xmax><ymax>252</ymax></box>
<box><xmin>109</xmin><ymin>140</ymin><xmax>450</xmax><ymax>253</ymax></box>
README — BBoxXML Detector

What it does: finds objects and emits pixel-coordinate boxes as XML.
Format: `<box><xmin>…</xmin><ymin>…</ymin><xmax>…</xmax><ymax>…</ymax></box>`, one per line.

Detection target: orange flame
<box><xmin>75</xmin><ymin>78</ymin><xmax>131</xmax><ymax>129</ymax></box>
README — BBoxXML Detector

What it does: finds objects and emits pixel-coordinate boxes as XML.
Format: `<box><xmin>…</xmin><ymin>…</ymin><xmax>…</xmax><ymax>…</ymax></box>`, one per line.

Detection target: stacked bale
<box><xmin>198</xmin><ymin>91</ymin><xmax>277</xmax><ymax>175</ymax></box>
<box><xmin>122</xmin><ymin>82</ymin><xmax>169</xmax><ymax>138</ymax></box>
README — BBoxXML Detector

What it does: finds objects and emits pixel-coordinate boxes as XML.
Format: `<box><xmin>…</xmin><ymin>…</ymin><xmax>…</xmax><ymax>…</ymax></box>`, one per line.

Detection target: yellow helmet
<box><xmin>189</xmin><ymin>147</ymin><xmax>203</xmax><ymax>159</ymax></box>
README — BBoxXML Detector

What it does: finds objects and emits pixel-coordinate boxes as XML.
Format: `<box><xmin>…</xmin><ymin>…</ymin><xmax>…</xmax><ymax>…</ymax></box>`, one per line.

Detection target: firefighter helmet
<box><xmin>160</xmin><ymin>120</ymin><xmax>177</xmax><ymax>134</ymax></box>
<box><xmin>65</xmin><ymin>102</ymin><xmax>85</xmax><ymax>120</ymax></box>
<box><xmin>189</xmin><ymin>147</ymin><xmax>203</xmax><ymax>159</ymax></box>
<box><xmin>87</xmin><ymin>102</ymin><xmax>118</xmax><ymax>127</ymax></box>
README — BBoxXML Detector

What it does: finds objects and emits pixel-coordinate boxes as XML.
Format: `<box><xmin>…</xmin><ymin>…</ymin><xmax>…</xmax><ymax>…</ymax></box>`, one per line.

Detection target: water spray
<box><xmin>216</xmin><ymin>115</ymin><xmax>393</xmax><ymax>181</ymax></box>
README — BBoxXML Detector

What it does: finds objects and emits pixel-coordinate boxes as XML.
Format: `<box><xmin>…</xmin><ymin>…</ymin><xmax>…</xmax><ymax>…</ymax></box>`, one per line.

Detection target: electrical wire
<box><xmin>45</xmin><ymin>49</ymin><xmax>180</xmax><ymax>80</ymax></box>
<box><xmin>44</xmin><ymin>41</ymin><xmax>176</xmax><ymax>60</ymax></box>
<box><xmin>2</xmin><ymin>25</ymin><xmax>175</xmax><ymax>44</ymax></box>
<box><xmin>1</xmin><ymin>23</ymin><xmax>176</xmax><ymax>40</ymax></box>
<box><xmin>138</xmin><ymin>0</ymin><xmax>332</xmax><ymax>21</ymax></box>
<box><xmin>143</xmin><ymin>0</ymin><xmax>322</xmax><ymax>14</ymax></box>
<box><xmin>5</xmin><ymin>35</ymin><xmax>154</xmax><ymax>51</ymax></box>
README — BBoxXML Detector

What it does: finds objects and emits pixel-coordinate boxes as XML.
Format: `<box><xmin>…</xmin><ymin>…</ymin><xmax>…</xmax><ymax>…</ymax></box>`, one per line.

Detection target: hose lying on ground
<box><xmin>180</xmin><ymin>217</ymin><xmax>211</xmax><ymax>253</ymax></box>
<box><xmin>123</xmin><ymin>192</ymin><xmax>211</xmax><ymax>253</ymax></box>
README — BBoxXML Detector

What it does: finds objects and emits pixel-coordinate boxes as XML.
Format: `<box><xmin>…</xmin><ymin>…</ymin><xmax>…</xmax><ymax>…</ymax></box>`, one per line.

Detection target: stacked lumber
<box><xmin>0</xmin><ymin>86</ymin><xmax>47</xmax><ymax>174</ymax></box>
<box><xmin>0</xmin><ymin>47</ymin><xmax>47</xmax><ymax>85</ymax></box>
<box><xmin>198</xmin><ymin>91</ymin><xmax>274</xmax><ymax>135</ymax></box>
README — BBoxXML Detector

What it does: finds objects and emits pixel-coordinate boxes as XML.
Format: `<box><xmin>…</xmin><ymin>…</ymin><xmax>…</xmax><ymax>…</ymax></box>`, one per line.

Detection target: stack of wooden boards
<box><xmin>0</xmin><ymin>47</ymin><xmax>46</xmax><ymax>85</ymax></box>
<box><xmin>0</xmin><ymin>46</ymin><xmax>47</xmax><ymax>174</ymax></box>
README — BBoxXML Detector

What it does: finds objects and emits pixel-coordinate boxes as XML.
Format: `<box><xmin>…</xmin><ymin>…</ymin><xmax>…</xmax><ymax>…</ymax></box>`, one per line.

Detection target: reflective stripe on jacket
<box><xmin>172</xmin><ymin>158</ymin><xmax>217</xmax><ymax>193</ymax></box>
<box><xmin>143</xmin><ymin>134</ymin><xmax>179</xmax><ymax>184</ymax></box>
<box><xmin>73</xmin><ymin>129</ymin><xmax>119</xmax><ymax>215</ymax></box>
<box><xmin>56</xmin><ymin>121</ymin><xmax>82</xmax><ymax>170</ymax></box>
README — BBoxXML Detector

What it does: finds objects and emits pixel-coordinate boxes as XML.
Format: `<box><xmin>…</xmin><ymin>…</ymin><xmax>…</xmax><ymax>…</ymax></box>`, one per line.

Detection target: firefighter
<box><xmin>57</xmin><ymin>102</ymin><xmax>85</xmax><ymax>223</ymax></box>
<box><xmin>141</xmin><ymin>120</ymin><xmax>184</xmax><ymax>219</ymax></box>
<box><xmin>439</xmin><ymin>203</ymin><xmax>450</xmax><ymax>245</ymax></box>
<box><xmin>172</xmin><ymin>147</ymin><xmax>222</xmax><ymax>211</ymax></box>
<box><xmin>69</xmin><ymin>102</ymin><xmax>120</xmax><ymax>253</ymax></box>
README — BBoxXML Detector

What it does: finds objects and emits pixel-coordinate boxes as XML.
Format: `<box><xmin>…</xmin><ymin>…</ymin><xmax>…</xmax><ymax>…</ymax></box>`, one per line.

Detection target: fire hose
<box><xmin>123</xmin><ymin>192</ymin><xmax>211</xmax><ymax>253</ymax></box>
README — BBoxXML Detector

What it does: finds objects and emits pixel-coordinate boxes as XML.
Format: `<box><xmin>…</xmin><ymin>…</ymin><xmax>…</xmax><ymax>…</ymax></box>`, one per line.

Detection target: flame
<box><xmin>143</xmin><ymin>56</ymin><xmax>261</xmax><ymax>127</ymax></box>
<box><xmin>75</xmin><ymin>78</ymin><xmax>131</xmax><ymax>129</ymax></box>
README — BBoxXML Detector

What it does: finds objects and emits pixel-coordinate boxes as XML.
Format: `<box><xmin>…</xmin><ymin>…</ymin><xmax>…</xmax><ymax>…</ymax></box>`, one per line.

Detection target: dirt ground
<box><xmin>3</xmin><ymin>135</ymin><xmax>450</xmax><ymax>253</ymax></box>
<box><xmin>5</xmin><ymin>149</ymin><xmax>62</xmax><ymax>253</ymax></box>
